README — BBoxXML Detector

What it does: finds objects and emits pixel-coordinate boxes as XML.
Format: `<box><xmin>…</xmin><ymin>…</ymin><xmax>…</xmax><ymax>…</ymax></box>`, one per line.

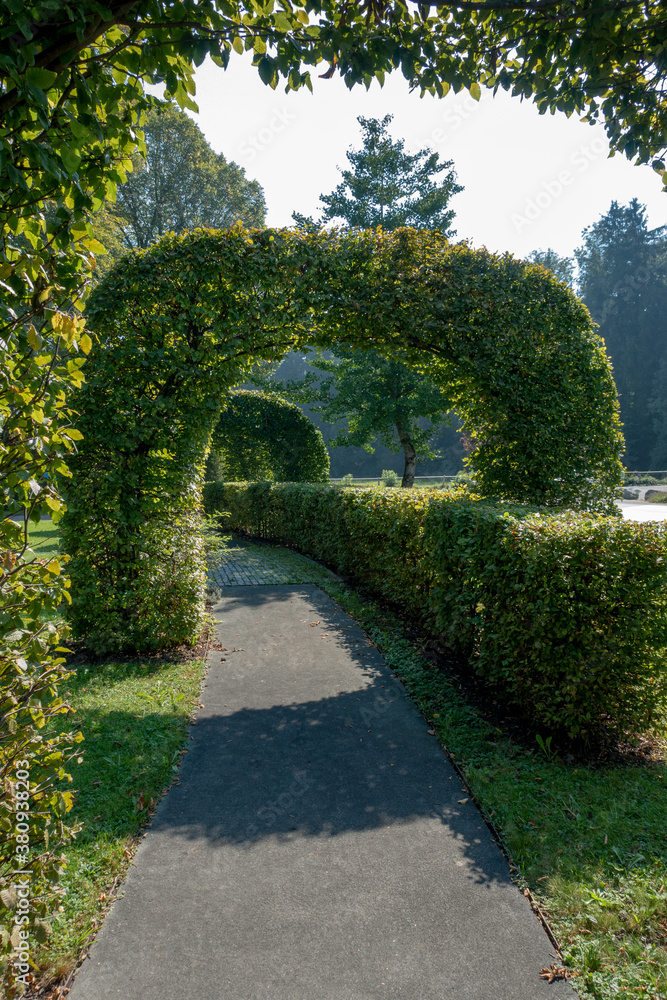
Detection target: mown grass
<box><xmin>26</xmin><ymin>518</ymin><xmax>60</xmax><ymax>558</ymax></box>
<box><xmin>34</xmin><ymin>655</ymin><xmax>207</xmax><ymax>987</ymax></box>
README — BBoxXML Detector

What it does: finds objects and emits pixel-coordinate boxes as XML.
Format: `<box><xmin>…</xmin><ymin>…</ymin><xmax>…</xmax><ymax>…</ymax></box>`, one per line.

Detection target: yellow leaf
<box><xmin>46</xmin><ymin>559</ymin><xmax>61</xmax><ymax>574</ymax></box>
<box><xmin>27</xmin><ymin>326</ymin><xmax>42</xmax><ymax>350</ymax></box>
<box><xmin>83</xmin><ymin>237</ymin><xmax>108</xmax><ymax>255</ymax></box>
<box><xmin>51</xmin><ymin>312</ymin><xmax>77</xmax><ymax>342</ymax></box>
<box><xmin>79</xmin><ymin>333</ymin><xmax>92</xmax><ymax>355</ymax></box>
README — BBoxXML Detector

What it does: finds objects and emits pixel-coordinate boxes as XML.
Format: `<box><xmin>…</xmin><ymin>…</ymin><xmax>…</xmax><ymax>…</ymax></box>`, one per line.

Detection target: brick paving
<box><xmin>208</xmin><ymin>537</ymin><xmax>339</xmax><ymax>588</ymax></box>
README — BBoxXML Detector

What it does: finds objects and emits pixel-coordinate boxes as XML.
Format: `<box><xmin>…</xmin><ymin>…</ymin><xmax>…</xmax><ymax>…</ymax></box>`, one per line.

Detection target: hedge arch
<box><xmin>62</xmin><ymin>226</ymin><xmax>623</xmax><ymax>652</ymax></box>
<box><xmin>211</xmin><ymin>389</ymin><xmax>329</xmax><ymax>483</ymax></box>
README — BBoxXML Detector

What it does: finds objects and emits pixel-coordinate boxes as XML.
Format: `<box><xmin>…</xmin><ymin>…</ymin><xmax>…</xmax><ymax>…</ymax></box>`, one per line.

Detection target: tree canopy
<box><xmin>297</xmin><ymin>114</ymin><xmax>462</xmax><ymax>233</ymax></box>
<box><xmin>575</xmin><ymin>199</ymin><xmax>667</xmax><ymax>469</ymax></box>
<box><xmin>527</xmin><ymin>249</ymin><xmax>575</xmax><ymax>289</ymax></box>
<box><xmin>95</xmin><ymin>105</ymin><xmax>265</xmax><ymax>267</ymax></box>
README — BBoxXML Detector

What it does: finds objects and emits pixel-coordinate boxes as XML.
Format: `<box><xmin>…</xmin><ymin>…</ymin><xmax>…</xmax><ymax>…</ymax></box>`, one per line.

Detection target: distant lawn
<box><xmin>27</xmin><ymin>517</ymin><xmax>60</xmax><ymax>557</ymax></box>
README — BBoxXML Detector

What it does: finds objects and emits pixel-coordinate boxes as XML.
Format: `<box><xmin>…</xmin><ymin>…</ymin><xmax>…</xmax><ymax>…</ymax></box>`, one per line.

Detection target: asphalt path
<box><xmin>69</xmin><ymin>585</ymin><xmax>573</xmax><ymax>1000</ymax></box>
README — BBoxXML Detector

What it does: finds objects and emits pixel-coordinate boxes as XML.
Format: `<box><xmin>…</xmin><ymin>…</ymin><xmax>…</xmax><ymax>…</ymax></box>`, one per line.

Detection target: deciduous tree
<box><xmin>527</xmin><ymin>248</ymin><xmax>575</xmax><ymax>289</ymax></box>
<box><xmin>270</xmin><ymin>346</ymin><xmax>453</xmax><ymax>487</ymax></box>
<box><xmin>95</xmin><ymin>105</ymin><xmax>265</xmax><ymax>269</ymax></box>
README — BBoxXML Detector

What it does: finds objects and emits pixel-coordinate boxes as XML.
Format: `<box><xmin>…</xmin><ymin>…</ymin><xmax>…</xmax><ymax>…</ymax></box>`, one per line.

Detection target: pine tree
<box><xmin>296</xmin><ymin>114</ymin><xmax>463</xmax><ymax>235</ymax></box>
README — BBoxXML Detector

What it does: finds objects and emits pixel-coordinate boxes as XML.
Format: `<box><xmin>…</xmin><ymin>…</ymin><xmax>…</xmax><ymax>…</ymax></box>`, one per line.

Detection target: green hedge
<box><xmin>212</xmin><ymin>482</ymin><xmax>667</xmax><ymax>742</ymax></box>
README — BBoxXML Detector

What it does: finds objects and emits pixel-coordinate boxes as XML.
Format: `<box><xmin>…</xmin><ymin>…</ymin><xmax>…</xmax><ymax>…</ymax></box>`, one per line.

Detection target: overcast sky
<box><xmin>188</xmin><ymin>54</ymin><xmax>667</xmax><ymax>261</ymax></box>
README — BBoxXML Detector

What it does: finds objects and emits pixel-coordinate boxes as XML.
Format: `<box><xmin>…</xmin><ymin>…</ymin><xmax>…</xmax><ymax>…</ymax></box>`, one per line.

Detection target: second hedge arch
<box><xmin>211</xmin><ymin>389</ymin><xmax>330</xmax><ymax>484</ymax></box>
<box><xmin>62</xmin><ymin>226</ymin><xmax>623</xmax><ymax>652</ymax></box>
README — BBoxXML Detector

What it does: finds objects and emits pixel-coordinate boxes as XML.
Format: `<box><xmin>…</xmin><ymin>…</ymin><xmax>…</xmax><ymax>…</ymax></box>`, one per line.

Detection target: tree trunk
<box><xmin>396</xmin><ymin>421</ymin><xmax>417</xmax><ymax>487</ymax></box>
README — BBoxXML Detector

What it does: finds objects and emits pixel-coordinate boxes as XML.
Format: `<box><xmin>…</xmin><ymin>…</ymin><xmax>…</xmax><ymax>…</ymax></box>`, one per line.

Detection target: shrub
<box><xmin>1</xmin><ymin>314</ymin><xmax>85</xmax><ymax>994</ymax></box>
<box><xmin>381</xmin><ymin>469</ymin><xmax>400</xmax><ymax>487</ymax></box>
<box><xmin>212</xmin><ymin>390</ymin><xmax>330</xmax><ymax>484</ymax></box>
<box><xmin>202</xmin><ymin>481</ymin><xmax>229</xmax><ymax>519</ymax></box>
<box><xmin>216</xmin><ymin>482</ymin><xmax>667</xmax><ymax>743</ymax></box>
<box><xmin>625</xmin><ymin>474</ymin><xmax>663</xmax><ymax>485</ymax></box>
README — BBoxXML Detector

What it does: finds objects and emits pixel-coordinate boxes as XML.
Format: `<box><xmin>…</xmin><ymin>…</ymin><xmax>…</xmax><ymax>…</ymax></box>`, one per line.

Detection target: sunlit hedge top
<box><xmin>86</xmin><ymin>225</ymin><xmax>623</xmax><ymax>510</ymax></box>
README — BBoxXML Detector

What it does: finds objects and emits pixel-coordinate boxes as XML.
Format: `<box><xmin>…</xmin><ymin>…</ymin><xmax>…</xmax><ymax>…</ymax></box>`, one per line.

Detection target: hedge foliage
<box><xmin>211</xmin><ymin>389</ymin><xmax>329</xmax><ymax>483</ymax></box>
<box><xmin>213</xmin><ymin>482</ymin><xmax>667</xmax><ymax>743</ymax></box>
<box><xmin>67</xmin><ymin>226</ymin><xmax>624</xmax><ymax>652</ymax></box>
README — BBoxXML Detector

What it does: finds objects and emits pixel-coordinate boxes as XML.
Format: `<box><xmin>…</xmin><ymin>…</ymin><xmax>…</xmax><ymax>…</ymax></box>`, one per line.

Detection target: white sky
<box><xmin>189</xmin><ymin>54</ymin><xmax>667</xmax><ymax>261</ymax></box>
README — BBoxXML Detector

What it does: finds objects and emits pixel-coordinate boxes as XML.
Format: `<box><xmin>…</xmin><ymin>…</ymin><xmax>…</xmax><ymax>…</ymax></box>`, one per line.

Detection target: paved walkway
<box><xmin>208</xmin><ymin>537</ymin><xmax>340</xmax><ymax>587</ymax></box>
<box><xmin>70</xmin><ymin>557</ymin><xmax>573</xmax><ymax>999</ymax></box>
<box><xmin>617</xmin><ymin>498</ymin><xmax>667</xmax><ymax>522</ymax></box>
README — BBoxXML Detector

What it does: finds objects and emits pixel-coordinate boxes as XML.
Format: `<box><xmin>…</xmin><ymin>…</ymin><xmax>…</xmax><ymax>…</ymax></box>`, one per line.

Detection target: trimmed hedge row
<box><xmin>209</xmin><ymin>482</ymin><xmax>667</xmax><ymax>742</ymax></box>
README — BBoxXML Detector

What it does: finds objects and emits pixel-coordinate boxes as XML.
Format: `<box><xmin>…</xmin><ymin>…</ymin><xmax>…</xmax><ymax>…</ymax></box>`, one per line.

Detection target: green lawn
<box><xmin>36</xmin><ymin>653</ymin><xmax>207</xmax><ymax>987</ymax></box>
<box><xmin>27</xmin><ymin>517</ymin><xmax>61</xmax><ymax>557</ymax></box>
<box><xmin>22</xmin><ymin>528</ymin><xmax>667</xmax><ymax>999</ymax></box>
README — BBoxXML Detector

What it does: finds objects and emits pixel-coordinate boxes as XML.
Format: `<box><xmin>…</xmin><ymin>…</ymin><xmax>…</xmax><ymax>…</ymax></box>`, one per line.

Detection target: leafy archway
<box><xmin>62</xmin><ymin>225</ymin><xmax>623</xmax><ymax>653</ymax></box>
<box><xmin>211</xmin><ymin>389</ymin><xmax>330</xmax><ymax>483</ymax></box>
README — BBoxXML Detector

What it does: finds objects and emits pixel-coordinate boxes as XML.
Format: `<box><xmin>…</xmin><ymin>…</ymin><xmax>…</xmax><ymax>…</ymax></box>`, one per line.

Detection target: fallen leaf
<box><xmin>427</xmin><ymin>728</ymin><xmax>436</xmax><ymax>735</ymax></box>
<box><xmin>458</xmin><ymin>798</ymin><xmax>469</xmax><ymax>805</ymax></box>
<box><xmin>539</xmin><ymin>964</ymin><xmax>571</xmax><ymax>983</ymax></box>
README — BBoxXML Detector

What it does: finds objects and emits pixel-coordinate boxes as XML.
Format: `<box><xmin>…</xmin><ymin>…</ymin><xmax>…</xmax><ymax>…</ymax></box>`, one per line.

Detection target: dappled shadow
<box><xmin>146</xmin><ymin>584</ymin><xmax>514</xmax><ymax>890</ymax></box>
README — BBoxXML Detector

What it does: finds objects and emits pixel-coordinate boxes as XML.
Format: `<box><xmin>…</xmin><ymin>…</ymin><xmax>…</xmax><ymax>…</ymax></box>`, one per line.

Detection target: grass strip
<box><xmin>33</xmin><ymin>650</ymin><xmax>208</xmax><ymax>990</ymax></box>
